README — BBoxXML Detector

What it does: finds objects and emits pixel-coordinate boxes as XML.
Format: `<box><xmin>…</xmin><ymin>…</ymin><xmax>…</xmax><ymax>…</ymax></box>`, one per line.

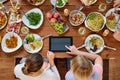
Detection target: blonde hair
<box><xmin>70</xmin><ymin>56</ymin><xmax>93</xmax><ymax>80</ymax></box>
<box><xmin>22</xmin><ymin>53</ymin><xmax>43</xmax><ymax>75</ymax></box>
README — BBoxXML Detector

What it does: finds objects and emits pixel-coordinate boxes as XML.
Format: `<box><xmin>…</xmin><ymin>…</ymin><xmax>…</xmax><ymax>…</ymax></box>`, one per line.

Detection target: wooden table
<box><xmin>0</xmin><ymin>0</ymin><xmax>120</xmax><ymax>59</ymax></box>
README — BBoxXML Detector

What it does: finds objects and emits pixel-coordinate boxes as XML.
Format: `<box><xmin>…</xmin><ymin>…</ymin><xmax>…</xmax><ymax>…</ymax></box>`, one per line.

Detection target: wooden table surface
<box><xmin>0</xmin><ymin>0</ymin><xmax>120</xmax><ymax>59</ymax></box>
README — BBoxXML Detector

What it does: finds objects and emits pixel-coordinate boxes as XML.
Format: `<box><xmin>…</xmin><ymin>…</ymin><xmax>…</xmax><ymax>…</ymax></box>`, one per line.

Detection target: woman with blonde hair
<box><xmin>14</xmin><ymin>51</ymin><xmax>60</xmax><ymax>80</ymax></box>
<box><xmin>65</xmin><ymin>45</ymin><xmax>103</xmax><ymax>80</ymax></box>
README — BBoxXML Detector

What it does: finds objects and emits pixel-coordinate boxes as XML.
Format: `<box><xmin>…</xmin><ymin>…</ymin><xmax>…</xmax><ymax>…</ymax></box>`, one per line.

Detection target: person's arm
<box><xmin>47</xmin><ymin>51</ymin><xmax>61</xmax><ymax>80</ymax></box>
<box><xmin>65</xmin><ymin>45</ymin><xmax>103</xmax><ymax>66</ymax></box>
<box><xmin>113</xmin><ymin>0</ymin><xmax>120</xmax><ymax>8</ymax></box>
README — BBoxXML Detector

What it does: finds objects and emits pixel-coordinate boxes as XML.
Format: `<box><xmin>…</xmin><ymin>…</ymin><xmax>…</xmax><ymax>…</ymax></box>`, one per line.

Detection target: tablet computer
<box><xmin>49</xmin><ymin>36</ymin><xmax>73</xmax><ymax>52</ymax></box>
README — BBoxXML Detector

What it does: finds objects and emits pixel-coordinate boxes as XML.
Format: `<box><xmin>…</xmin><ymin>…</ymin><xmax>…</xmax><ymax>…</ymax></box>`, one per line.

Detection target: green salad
<box><xmin>57</xmin><ymin>0</ymin><xmax>64</xmax><ymax>6</ymax></box>
<box><xmin>27</xmin><ymin>12</ymin><xmax>41</xmax><ymax>26</ymax></box>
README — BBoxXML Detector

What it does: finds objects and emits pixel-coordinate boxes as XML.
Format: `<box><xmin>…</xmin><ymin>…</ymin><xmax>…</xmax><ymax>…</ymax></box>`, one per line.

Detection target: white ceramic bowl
<box><xmin>22</xmin><ymin>8</ymin><xmax>44</xmax><ymax>29</ymax></box>
<box><xmin>1</xmin><ymin>32</ymin><xmax>22</xmax><ymax>53</ymax></box>
<box><xmin>69</xmin><ymin>10</ymin><xmax>86</xmax><ymax>26</ymax></box>
<box><xmin>85</xmin><ymin>12</ymin><xmax>106</xmax><ymax>32</ymax></box>
<box><xmin>50</xmin><ymin>0</ymin><xmax>66</xmax><ymax>8</ymax></box>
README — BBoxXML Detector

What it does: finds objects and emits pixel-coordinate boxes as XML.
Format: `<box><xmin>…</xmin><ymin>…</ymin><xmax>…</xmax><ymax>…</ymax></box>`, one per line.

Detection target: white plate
<box><xmin>27</xmin><ymin>0</ymin><xmax>45</xmax><ymax>6</ymax></box>
<box><xmin>1</xmin><ymin>32</ymin><xmax>22</xmax><ymax>53</ymax></box>
<box><xmin>69</xmin><ymin>10</ymin><xmax>86</xmax><ymax>26</ymax></box>
<box><xmin>22</xmin><ymin>8</ymin><xmax>44</xmax><ymax>29</ymax></box>
<box><xmin>0</xmin><ymin>11</ymin><xmax>7</xmax><ymax>30</ymax></box>
<box><xmin>50</xmin><ymin>0</ymin><xmax>66</xmax><ymax>8</ymax></box>
<box><xmin>85</xmin><ymin>34</ymin><xmax>104</xmax><ymax>54</ymax></box>
<box><xmin>85</xmin><ymin>12</ymin><xmax>106</xmax><ymax>32</ymax></box>
<box><xmin>23</xmin><ymin>34</ymin><xmax>43</xmax><ymax>54</ymax></box>
<box><xmin>105</xmin><ymin>8</ymin><xmax>120</xmax><ymax>32</ymax></box>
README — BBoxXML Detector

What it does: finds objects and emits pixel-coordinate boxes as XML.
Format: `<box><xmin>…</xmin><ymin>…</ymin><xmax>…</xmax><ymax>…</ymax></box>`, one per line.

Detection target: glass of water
<box><xmin>106</xmin><ymin>0</ymin><xmax>112</xmax><ymax>4</ymax></box>
<box><xmin>98</xmin><ymin>3</ymin><xmax>106</xmax><ymax>12</ymax></box>
<box><xmin>78</xmin><ymin>27</ymin><xmax>86</xmax><ymax>36</ymax></box>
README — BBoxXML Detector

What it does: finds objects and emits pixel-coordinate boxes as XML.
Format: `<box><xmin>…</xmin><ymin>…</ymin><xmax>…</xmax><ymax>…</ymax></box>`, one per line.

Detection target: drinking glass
<box><xmin>106</xmin><ymin>0</ymin><xmax>112</xmax><ymax>4</ymax></box>
<box><xmin>78</xmin><ymin>27</ymin><xmax>86</xmax><ymax>36</ymax></box>
<box><xmin>98</xmin><ymin>3</ymin><xmax>106</xmax><ymax>12</ymax></box>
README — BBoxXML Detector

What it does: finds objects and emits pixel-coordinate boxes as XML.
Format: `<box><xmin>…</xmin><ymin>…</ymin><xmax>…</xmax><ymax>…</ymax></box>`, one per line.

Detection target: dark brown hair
<box><xmin>22</xmin><ymin>53</ymin><xmax>43</xmax><ymax>75</ymax></box>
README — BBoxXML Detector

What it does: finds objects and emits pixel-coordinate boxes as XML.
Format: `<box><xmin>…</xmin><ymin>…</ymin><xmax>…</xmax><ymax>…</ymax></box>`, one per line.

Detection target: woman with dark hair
<box><xmin>14</xmin><ymin>51</ymin><xmax>60</xmax><ymax>80</ymax></box>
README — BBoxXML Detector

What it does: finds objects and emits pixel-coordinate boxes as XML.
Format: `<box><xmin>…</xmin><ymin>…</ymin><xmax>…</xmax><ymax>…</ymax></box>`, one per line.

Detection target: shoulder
<box><xmin>65</xmin><ymin>70</ymin><xmax>75</xmax><ymax>80</ymax></box>
<box><xmin>14</xmin><ymin>63</ymin><xmax>25</xmax><ymax>77</ymax></box>
<box><xmin>93</xmin><ymin>64</ymin><xmax>103</xmax><ymax>78</ymax></box>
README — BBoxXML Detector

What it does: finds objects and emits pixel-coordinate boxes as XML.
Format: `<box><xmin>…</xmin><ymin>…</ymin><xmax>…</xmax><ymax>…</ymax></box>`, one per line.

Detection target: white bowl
<box><xmin>50</xmin><ymin>0</ymin><xmax>66</xmax><ymax>8</ymax></box>
<box><xmin>85</xmin><ymin>34</ymin><xmax>104</xmax><ymax>54</ymax></box>
<box><xmin>69</xmin><ymin>10</ymin><xmax>86</xmax><ymax>26</ymax></box>
<box><xmin>105</xmin><ymin>8</ymin><xmax>120</xmax><ymax>32</ymax></box>
<box><xmin>22</xmin><ymin>8</ymin><xmax>44</xmax><ymax>29</ymax></box>
<box><xmin>85</xmin><ymin>12</ymin><xmax>106</xmax><ymax>32</ymax></box>
<box><xmin>23</xmin><ymin>34</ymin><xmax>43</xmax><ymax>54</ymax></box>
<box><xmin>1</xmin><ymin>32</ymin><xmax>22</xmax><ymax>53</ymax></box>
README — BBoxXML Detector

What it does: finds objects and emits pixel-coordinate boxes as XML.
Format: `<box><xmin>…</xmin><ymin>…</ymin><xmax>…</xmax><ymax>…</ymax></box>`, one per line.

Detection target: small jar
<box><xmin>64</xmin><ymin>9</ymin><xmax>69</xmax><ymax>17</ymax></box>
<box><xmin>103</xmin><ymin>29</ymin><xmax>109</xmax><ymax>36</ymax></box>
<box><xmin>21</xmin><ymin>26</ymin><xmax>29</xmax><ymax>35</ymax></box>
<box><xmin>78</xmin><ymin>27</ymin><xmax>86</xmax><ymax>36</ymax></box>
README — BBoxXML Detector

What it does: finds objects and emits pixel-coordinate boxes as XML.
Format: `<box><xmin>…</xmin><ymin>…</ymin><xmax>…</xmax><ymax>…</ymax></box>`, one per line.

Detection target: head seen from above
<box><xmin>70</xmin><ymin>56</ymin><xmax>93</xmax><ymax>80</ymax></box>
<box><xmin>22</xmin><ymin>53</ymin><xmax>43</xmax><ymax>75</ymax></box>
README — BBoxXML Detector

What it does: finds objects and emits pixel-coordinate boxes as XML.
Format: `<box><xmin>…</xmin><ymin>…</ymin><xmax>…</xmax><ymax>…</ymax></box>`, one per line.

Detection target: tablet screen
<box><xmin>49</xmin><ymin>36</ymin><xmax>73</xmax><ymax>52</ymax></box>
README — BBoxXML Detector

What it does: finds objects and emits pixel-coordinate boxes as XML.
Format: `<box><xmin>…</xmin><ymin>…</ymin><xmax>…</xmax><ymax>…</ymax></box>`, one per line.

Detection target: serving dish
<box><xmin>69</xmin><ymin>10</ymin><xmax>86</xmax><ymax>26</ymax></box>
<box><xmin>23</xmin><ymin>34</ymin><xmax>43</xmax><ymax>53</ymax></box>
<box><xmin>1</xmin><ymin>32</ymin><xmax>22</xmax><ymax>53</ymax></box>
<box><xmin>22</xmin><ymin>8</ymin><xmax>43</xmax><ymax>29</ymax></box>
<box><xmin>46</xmin><ymin>9</ymin><xmax>69</xmax><ymax>34</ymax></box>
<box><xmin>105</xmin><ymin>8</ymin><xmax>120</xmax><ymax>32</ymax></box>
<box><xmin>85</xmin><ymin>12</ymin><xmax>106</xmax><ymax>32</ymax></box>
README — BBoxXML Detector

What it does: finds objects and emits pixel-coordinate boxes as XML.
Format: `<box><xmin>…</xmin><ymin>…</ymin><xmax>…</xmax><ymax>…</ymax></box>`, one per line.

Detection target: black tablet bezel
<box><xmin>49</xmin><ymin>36</ymin><xmax>73</xmax><ymax>52</ymax></box>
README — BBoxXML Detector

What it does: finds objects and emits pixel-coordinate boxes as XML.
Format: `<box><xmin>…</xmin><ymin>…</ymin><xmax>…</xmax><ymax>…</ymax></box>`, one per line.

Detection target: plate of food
<box><xmin>50</xmin><ymin>0</ymin><xmax>66</xmax><ymax>8</ymax></box>
<box><xmin>22</xmin><ymin>8</ymin><xmax>43</xmax><ymax>29</ymax></box>
<box><xmin>1</xmin><ymin>32</ymin><xmax>22</xmax><ymax>53</ymax></box>
<box><xmin>69</xmin><ymin>10</ymin><xmax>86</xmax><ymax>26</ymax></box>
<box><xmin>105</xmin><ymin>8</ymin><xmax>120</xmax><ymax>32</ymax></box>
<box><xmin>0</xmin><ymin>11</ymin><xmax>7</xmax><ymax>30</ymax></box>
<box><xmin>27</xmin><ymin>0</ymin><xmax>45</xmax><ymax>6</ymax></box>
<box><xmin>77</xmin><ymin>34</ymin><xmax>116</xmax><ymax>53</ymax></box>
<box><xmin>46</xmin><ymin>9</ymin><xmax>69</xmax><ymax>34</ymax></box>
<box><xmin>85</xmin><ymin>12</ymin><xmax>106</xmax><ymax>32</ymax></box>
<box><xmin>77</xmin><ymin>34</ymin><xmax>104</xmax><ymax>54</ymax></box>
<box><xmin>23</xmin><ymin>34</ymin><xmax>43</xmax><ymax>53</ymax></box>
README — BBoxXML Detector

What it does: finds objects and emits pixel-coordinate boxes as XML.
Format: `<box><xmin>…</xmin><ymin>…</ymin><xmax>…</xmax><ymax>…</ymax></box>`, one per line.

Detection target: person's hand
<box><xmin>65</xmin><ymin>45</ymin><xmax>80</xmax><ymax>56</ymax></box>
<box><xmin>47</xmin><ymin>51</ymin><xmax>55</xmax><ymax>61</ymax></box>
<box><xmin>113</xmin><ymin>0</ymin><xmax>120</xmax><ymax>8</ymax></box>
<box><xmin>47</xmin><ymin>51</ymin><xmax>55</xmax><ymax>67</ymax></box>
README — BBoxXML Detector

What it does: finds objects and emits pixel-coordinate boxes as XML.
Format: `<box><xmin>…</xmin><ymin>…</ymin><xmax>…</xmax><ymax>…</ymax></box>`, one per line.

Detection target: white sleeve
<box><xmin>14</xmin><ymin>63</ymin><xmax>25</xmax><ymax>78</ymax></box>
<box><xmin>51</xmin><ymin>66</ymin><xmax>61</xmax><ymax>80</ymax></box>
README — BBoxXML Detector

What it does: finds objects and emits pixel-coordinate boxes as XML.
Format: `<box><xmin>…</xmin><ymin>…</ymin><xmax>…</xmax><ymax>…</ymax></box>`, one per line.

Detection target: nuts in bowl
<box><xmin>69</xmin><ymin>10</ymin><xmax>86</xmax><ymax>26</ymax></box>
